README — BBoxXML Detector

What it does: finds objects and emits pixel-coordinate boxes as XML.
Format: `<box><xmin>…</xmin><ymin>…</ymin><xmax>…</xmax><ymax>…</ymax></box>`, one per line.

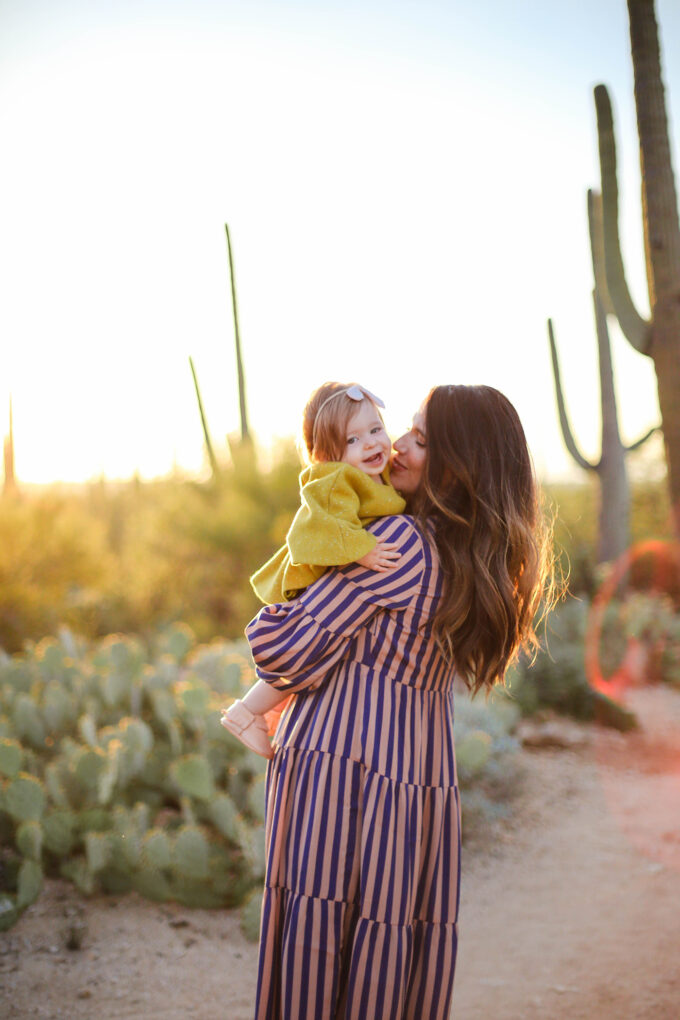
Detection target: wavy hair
<box><xmin>416</xmin><ymin>385</ymin><xmax>555</xmax><ymax>696</ymax></box>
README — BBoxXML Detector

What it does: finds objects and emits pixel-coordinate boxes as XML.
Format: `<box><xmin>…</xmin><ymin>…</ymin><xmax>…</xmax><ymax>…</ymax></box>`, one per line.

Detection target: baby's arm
<box><xmin>357</xmin><ymin>539</ymin><xmax>401</xmax><ymax>572</ymax></box>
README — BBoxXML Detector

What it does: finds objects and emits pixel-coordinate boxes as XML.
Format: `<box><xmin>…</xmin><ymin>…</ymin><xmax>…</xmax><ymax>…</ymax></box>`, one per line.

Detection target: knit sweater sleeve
<box><xmin>286</xmin><ymin>463</ymin><xmax>376</xmax><ymax>567</ymax></box>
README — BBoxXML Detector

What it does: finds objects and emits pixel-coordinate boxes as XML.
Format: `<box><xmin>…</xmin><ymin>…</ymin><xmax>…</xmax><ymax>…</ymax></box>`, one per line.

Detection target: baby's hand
<box><xmin>357</xmin><ymin>541</ymin><xmax>401</xmax><ymax>572</ymax></box>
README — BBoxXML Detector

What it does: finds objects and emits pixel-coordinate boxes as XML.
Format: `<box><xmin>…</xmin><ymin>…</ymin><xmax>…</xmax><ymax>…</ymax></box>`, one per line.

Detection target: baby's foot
<box><xmin>220</xmin><ymin>700</ymin><xmax>275</xmax><ymax>759</ymax></box>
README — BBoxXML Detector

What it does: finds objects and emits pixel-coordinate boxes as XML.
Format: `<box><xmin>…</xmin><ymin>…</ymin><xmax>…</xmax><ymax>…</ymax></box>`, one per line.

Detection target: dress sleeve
<box><xmin>245</xmin><ymin>516</ymin><xmax>425</xmax><ymax>692</ymax></box>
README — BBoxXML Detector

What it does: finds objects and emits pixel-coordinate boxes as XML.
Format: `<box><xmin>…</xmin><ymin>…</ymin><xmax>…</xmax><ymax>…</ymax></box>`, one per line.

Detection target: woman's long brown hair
<box><xmin>417</xmin><ymin>385</ymin><xmax>555</xmax><ymax>696</ymax></box>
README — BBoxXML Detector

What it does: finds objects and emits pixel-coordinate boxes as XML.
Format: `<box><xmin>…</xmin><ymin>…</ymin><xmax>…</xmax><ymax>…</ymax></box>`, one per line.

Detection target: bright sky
<box><xmin>1</xmin><ymin>0</ymin><xmax>678</xmax><ymax>483</ymax></box>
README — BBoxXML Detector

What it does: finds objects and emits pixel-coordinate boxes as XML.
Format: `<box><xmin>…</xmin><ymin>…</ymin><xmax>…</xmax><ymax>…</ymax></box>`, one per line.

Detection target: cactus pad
<box><xmin>157</xmin><ymin>623</ymin><xmax>195</xmax><ymax>662</ymax></box>
<box><xmin>12</xmin><ymin>695</ymin><xmax>46</xmax><ymax>748</ymax></box>
<box><xmin>85</xmin><ymin>831</ymin><xmax>112</xmax><ymax>873</ymax></box>
<box><xmin>176</xmin><ymin>680</ymin><xmax>211</xmax><ymax>718</ymax></box>
<box><xmin>141</xmin><ymin>828</ymin><xmax>172</xmax><ymax>870</ymax></box>
<box><xmin>42</xmin><ymin>811</ymin><xmax>76</xmax><ymax>856</ymax></box>
<box><xmin>171</xmin><ymin>825</ymin><xmax>209</xmax><ymax>880</ymax></box>
<box><xmin>16</xmin><ymin>820</ymin><xmax>43</xmax><ymax>861</ymax></box>
<box><xmin>207</xmin><ymin>793</ymin><xmax>240</xmax><ymax>842</ymax></box>
<box><xmin>170</xmin><ymin>755</ymin><xmax>215</xmax><ymax>801</ymax></box>
<box><xmin>240</xmin><ymin>891</ymin><xmax>263</xmax><ymax>942</ymax></box>
<box><xmin>17</xmin><ymin>859</ymin><xmax>43</xmax><ymax>909</ymax></box>
<box><xmin>77</xmin><ymin>713</ymin><xmax>98</xmax><ymax>747</ymax></box>
<box><xmin>5</xmin><ymin>773</ymin><xmax>46</xmax><ymax>821</ymax></box>
<box><xmin>0</xmin><ymin>737</ymin><xmax>22</xmax><ymax>777</ymax></box>
<box><xmin>74</xmin><ymin>747</ymin><xmax>108</xmax><ymax>789</ymax></box>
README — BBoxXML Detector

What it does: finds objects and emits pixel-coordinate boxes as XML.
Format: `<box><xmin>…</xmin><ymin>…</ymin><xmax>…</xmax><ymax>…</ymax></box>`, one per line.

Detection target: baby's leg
<box><xmin>220</xmin><ymin>680</ymin><xmax>288</xmax><ymax>759</ymax></box>
<box><xmin>241</xmin><ymin>679</ymin><xmax>287</xmax><ymax>714</ymax></box>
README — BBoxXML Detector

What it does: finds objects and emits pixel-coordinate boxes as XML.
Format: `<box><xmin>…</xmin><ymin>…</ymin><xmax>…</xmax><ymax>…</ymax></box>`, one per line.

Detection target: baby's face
<box><xmin>342</xmin><ymin>401</ymin><xmax>391</xmax><ymax>479</ymax></box>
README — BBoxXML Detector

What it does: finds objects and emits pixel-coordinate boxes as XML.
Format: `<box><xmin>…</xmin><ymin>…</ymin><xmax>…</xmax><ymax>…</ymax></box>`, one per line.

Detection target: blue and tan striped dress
<box><xmin>245</xmin><ymin>515</ymin><xmax>461</xmax><ymax>1020</ymax></box>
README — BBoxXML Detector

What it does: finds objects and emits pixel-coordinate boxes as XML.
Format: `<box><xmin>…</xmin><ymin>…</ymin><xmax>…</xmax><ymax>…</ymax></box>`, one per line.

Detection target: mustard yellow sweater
<box><xmin>250</xmin><ymin>462</ymin><xmax>406</xmax><ymax>604</ymax></box>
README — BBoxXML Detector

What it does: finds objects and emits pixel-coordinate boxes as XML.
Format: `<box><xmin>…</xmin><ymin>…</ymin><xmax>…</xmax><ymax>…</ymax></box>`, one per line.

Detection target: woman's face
<box><xmin>390</xmin><ymin>405</ymin><xmax>427</xmax><ymax>495</ymax></box>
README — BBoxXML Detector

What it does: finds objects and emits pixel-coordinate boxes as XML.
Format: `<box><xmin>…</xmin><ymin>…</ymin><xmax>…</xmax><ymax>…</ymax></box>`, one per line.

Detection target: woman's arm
<box><xmin>246</xmin><ymin>516</ymin><xmax>424</xmax><ymax>693</ymax></box>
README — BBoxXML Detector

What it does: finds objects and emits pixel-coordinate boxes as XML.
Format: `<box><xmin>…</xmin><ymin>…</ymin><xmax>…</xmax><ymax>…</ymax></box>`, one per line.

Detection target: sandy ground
<box><xmin>1</xmin><ymin>684</ymin><xmax>679</xmax><ymax>1020</ymax></box>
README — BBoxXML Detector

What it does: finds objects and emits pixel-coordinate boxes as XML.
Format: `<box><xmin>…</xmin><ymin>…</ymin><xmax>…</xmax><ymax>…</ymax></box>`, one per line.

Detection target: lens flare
<box><xmin>586</xmin><ymin>540</ymin><xmax>680</xmax><ymax>872</ymax></box>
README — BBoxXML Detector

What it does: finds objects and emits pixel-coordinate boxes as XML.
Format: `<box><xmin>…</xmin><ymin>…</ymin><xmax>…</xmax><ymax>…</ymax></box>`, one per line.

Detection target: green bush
<box><xmin>502</xmin><ymin>599</ymin><xmax>637</xmax><ymax>730</ymax></box>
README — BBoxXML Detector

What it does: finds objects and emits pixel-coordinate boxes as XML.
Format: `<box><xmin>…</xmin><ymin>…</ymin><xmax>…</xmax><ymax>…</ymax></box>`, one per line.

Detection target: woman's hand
<box><xmin>357</xmin><ymin>540</ymin><xmax>401</xmax><ymax>572</ymax></box>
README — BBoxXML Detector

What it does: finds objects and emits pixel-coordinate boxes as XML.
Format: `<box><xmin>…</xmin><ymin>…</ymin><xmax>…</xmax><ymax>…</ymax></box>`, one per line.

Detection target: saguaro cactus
<box><xmin>594</xmin><ymin>0</ymin><xmax>680</xmax><ymax>534</ymax></box>
<box><xmin>189</xmin><ymin>357</ymin><xmax>220</xmax><ymax>479</ymax></box>
<box><xmin>3</xmin><ymin>396</ymin><xmax>16</xmax><ymax>495</ymax></box>
<box><xmin>189</xmin><ymin>225</ymin><xmax>254</xmax><ymax>478</ymax></box>
<box><xmin>548</xmin><ymin>191</ymin><xmax>657</xmax><ymax>563</ymax></box>
<box><xmin>225</xmin><ymin>224</ymin><xmax>250</xmax><ymax>444</ymax></box>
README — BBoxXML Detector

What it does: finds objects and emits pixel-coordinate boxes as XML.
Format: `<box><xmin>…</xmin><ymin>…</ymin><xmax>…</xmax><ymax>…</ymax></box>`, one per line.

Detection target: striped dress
<box><xmin>246</xmin><ymin>515</ymin><xmax>461</xmax><ymax>1020</ymax></box>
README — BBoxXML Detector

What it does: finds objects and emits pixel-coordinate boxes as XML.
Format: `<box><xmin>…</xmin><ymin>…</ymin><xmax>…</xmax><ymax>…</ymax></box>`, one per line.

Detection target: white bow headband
<box><xmin>312</xmin><ymin>384</ymin><xmax>385</xmax><ymax>448</ymax></box>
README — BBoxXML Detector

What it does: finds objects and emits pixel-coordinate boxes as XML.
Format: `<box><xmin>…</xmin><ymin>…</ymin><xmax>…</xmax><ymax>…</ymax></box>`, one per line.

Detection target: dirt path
<box><xmin>2</xmin><ymin>685</ymin><xmax>679</xmax><ymax>1019</ymax></box>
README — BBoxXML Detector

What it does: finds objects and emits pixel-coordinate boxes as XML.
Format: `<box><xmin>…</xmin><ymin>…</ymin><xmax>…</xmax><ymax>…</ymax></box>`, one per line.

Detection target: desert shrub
<box><xmin>0</xmin><ymin>444</ymin><xmax>302</xmax><ymax>653</ymax></box>
<box><xmin>453</xmin><ymin>690</ymin><xmax>522</xmax><ymax>843</ymax></box>
<box><xmin>0</xmin><ymin>493</ymin><xmax>115</xmax><ymax>653</ymax></box>
<box><xmin>502</xmin><ymin>599</ymin><xmax>636</xmax><ymax>730</ymax></box>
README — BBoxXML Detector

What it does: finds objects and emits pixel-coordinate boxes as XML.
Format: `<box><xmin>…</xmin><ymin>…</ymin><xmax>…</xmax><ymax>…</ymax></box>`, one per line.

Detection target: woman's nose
<box><xmin>393</xmin><ymin>433</ymin><xmax>408</xmax><ymax>453</ymax></box>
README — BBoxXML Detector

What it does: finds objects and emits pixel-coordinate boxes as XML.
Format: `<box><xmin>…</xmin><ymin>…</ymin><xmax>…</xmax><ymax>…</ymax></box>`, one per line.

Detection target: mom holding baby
<box><xmin>223</xmin><ymin>382</ymin><xmax>552</xmax><ymax>1020</ymax></box>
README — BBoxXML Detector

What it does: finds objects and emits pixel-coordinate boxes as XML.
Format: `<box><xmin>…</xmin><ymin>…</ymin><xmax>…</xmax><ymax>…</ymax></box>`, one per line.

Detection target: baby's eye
<box><xmin>346</xmin><ymin>437</ymin><xmax>358</xmax><ymax>445</ymax></box>
<box><xmin>370</xmin><ymin>426</ymin><xmax>384</xmax><ymax>434</ymax></box>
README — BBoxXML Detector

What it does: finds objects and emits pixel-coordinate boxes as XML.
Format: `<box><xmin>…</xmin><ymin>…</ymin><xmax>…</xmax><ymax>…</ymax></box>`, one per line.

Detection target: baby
<box><xmin>220</xmin><ymin>381</ymin><xmax>405</xmax><ymax>757</ymax></box>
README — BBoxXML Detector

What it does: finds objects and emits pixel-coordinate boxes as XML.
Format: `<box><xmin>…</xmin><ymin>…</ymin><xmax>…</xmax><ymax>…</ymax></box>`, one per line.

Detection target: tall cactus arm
<box><xmin>587</xmin><ymin>190</ymin><xmax>614</xmax><ymax>315</ymax></box>
<box><xmin>189</xmin><ymin>357</ymin><xmax>220</xmax><ymax>479</ymax></box>
<box><xmin>547</xmin><ymin>319</ymin><xmax>597</xmax><ymax>472</ymax></box>
<box><xmin>628</xmin><ymin>0</ymin><xmax>680</xmax><ymax>311</ymax></box>
<box><xmin>625</xmin><ymin>424</ymin><xmax>660</xmax><ymax>452</ymax></box>
<box><xmin>3</xmin><ymin>395</ymin><xmax>16</xmax><ymax>494</ymax></box>
<box><xmin>224</xmin><ymin>224</ymin><xmax>250</xmax><ymax>443</ymax></box>
<box><xmin>594</xmin><ymin>84</ymin><xmax>652</xmax><ymax>355</ymax></box>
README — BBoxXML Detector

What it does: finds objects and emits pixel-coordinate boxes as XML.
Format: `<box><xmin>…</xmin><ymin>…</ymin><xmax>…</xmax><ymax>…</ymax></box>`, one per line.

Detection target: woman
<box><xmin>245</xmin><ymin>385</ymin><xmax>552</xmax><ymax>1019</ymax></box>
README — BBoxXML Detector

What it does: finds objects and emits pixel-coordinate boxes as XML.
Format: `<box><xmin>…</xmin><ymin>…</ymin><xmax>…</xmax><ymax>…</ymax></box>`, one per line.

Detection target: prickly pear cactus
<box><xmin>240</xmin><ymin>890</ymin><xmax>263</xmax><ymax>942</ymax></box>
<box><xmin>0</xmin><ymin>737</ymin><xmax>22</xmax><ymax>777</ymax></box>
<box><xmin>170</xmin><ymin>755</ymin><xmax>215</xmax><ymax>801</ymax></box>
<box><xmin>15</xmin><ymin>820</ymin><xmax>43</xmax><ymax>860</ymax></box>
<box><xmin>5</xmin><ymin>773</ymin><xmax>46</xmax><ymax>821</ymax></box>
<box><xmin>0</xmin><ymin>627</ymin><xmax>269</xmax><ymax>928</ymax></box>
<box><xmin>16</xmin><ymin>859</ymin><xmax>43</xmax><ymax>909</ymax></box>
<box><xmin>172</xmin><ymin>825</ymin><xmax>210</xmax><ymax>880</ymax></box>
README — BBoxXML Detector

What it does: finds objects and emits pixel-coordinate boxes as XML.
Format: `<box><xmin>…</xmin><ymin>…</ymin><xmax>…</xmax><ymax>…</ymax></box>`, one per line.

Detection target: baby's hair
<box><xmin>301</xmin><ymin>382</ymin><xmax>380</xmax><ymax>463</ymax></box>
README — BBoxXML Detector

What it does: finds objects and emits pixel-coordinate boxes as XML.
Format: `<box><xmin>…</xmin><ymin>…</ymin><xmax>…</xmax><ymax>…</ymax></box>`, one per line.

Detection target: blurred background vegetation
<box><xmin>0</xmin><ymin>447</ymin><xmax>302</xmax><ymax>654</ymax></box>
<box><xmin>3</xmin><ymin>0</ymin><xmax>680</xmax><ymax>930</ymax></box>
<box><xmin>0</xmin><ymin>454</ymin><xmax>673</xmax><ymax>654</ymax></box>
<box><xmin>2</xmin><ymin>443</ymin><xmax>680</xmax><ymax>931</ymax></box>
